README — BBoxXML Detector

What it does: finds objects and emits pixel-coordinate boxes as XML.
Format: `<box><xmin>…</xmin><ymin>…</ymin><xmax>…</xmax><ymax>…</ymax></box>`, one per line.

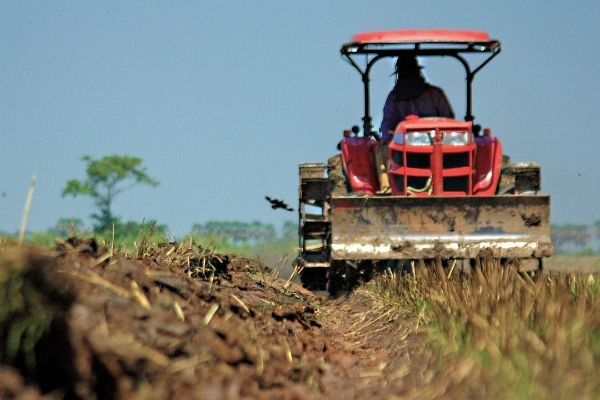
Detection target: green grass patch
<box><xmin>0</xmin><ymin>248</ymin><xmax>72</xmax><ymax>376</ymax></box>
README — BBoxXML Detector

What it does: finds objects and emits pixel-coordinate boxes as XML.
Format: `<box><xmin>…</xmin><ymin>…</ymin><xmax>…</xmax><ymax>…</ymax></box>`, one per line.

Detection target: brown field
<box><xmin>1</xmin><ymin>240</ymin><xmax>599</xmax><ymax>399</ymax></box>
<box><xmin>545</xmin><ymin>255</ymin><xmax>600</xmax><ymax>273</ymax></box>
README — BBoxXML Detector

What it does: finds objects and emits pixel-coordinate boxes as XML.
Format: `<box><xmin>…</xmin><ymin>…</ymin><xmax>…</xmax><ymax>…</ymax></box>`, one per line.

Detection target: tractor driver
<box><xmin>375</xmin><ymin>55</ymin><xmax>454</xmax><ymax>193</ymax></box>
<box><xmin>379</xmin><ymin>55</ymin><xmax>454</xmax><ymax>141</ymax></box>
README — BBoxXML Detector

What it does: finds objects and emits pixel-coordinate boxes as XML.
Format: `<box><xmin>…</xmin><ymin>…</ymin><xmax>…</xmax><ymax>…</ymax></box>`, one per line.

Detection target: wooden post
<box><xmin>18</xmin><ymin>175</ymin><xmax>36</xmax><ymax>245</ymax></box>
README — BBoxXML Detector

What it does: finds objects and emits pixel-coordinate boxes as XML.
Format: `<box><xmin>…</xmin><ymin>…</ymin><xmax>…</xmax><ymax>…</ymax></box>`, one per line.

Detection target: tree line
<box><xmin>19</xmin><ymin>218</ymin><xmax>296</xmax><ymax>247</ymax></box>
<box><xmin>0</xmin><ymin>155</ymin><xmax>298</xmax><ymax>249</ymax></box>
<box><xmin>552</xmin><ymin>222</ymin><xmax>600</xmax><ymax>254</ymax></box>
<box><xmin>191</xmin><ymin>221</ymin><xmax>296</xmax><ymax>244</ymax></box>
<box><xmin>6</xmin><ymin>154</ymin><xmax>598</xmax><ymax>255</ymax></box>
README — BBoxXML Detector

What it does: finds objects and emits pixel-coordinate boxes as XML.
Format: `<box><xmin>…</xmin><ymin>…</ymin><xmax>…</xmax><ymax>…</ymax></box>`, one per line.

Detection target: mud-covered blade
<box><xmin>330</xmin><ymin>195</ymin><xmax>553</xmax><ymax>260</ymax></box>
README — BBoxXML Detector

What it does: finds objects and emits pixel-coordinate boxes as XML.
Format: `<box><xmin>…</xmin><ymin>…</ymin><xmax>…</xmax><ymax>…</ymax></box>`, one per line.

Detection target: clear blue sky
<box><xmin>2</xmin><ymin>1</ymin><xmax>599</xmax><ymax>237</ymax></box>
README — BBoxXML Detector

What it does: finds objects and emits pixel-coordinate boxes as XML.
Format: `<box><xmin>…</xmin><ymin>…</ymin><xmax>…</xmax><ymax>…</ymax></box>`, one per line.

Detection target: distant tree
<box><xmin>112</xmin><ymin>220</ymin><xmax>168</xmax><ymax>241</ymax></box>
<box><xmin>593</xmin><ymin>220</ymin><xmax>600</xmax><ymax>240</ymax></box>
<box><xmin>249</xmin><ymin>221</ymin><xmax>263</xmax><ymax>242</ymax></box>
<box><xmin>282</xmin><ymin>221</ymin><xmax>297</xmax><ymax>242</ymax></box>
<box><xmin>54</xmin><ymin>217</ymin><xmax>85</xmax><ymax>237</ymax></box>
<box><xmin>191</xmin><ymin>220</ymin><xmax>280</xmax><ymax>245</ymax></box>
<box><xmin>262</xmin><ymin>223</ymin><xmax>276</xmax><ymax>242</ymax></box>
<box><xmin>551</xmin><ymin>224</ymin><xmax>590</xmax><ymax>250</ymax></box>
<box><xmin>62</xmin><ymin>155</ymin><xmax>158</xmax><ymax>232</ymax></box>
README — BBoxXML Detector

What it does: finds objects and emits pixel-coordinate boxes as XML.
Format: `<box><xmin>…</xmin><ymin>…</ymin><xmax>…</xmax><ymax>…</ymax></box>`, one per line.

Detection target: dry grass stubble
<box><xmin>369</xmin><ymin>259</ymin><xmax>600</xmax><ymax>399</ymax></box>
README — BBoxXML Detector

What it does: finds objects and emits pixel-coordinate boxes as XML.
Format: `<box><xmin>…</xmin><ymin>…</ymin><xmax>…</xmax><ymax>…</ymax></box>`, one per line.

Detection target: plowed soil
<box><xmin>0</xmin><ymin>240</ymin><xmax>424</xmax><ymax>399</ymax></box>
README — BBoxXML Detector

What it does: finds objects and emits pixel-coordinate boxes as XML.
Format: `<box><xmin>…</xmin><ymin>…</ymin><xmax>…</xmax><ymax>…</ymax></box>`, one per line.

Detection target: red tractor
<box><xmin>297</xmin><ymin>30</ymin><xmax>553</xmax><ymax>292</ymax></box>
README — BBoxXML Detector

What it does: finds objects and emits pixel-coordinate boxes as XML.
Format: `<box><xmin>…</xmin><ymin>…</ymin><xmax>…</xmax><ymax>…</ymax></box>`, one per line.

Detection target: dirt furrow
<box><xmin>0</xmin><ymin>240</ymin><xmax>424</xmax><ymax>399</ymax></box>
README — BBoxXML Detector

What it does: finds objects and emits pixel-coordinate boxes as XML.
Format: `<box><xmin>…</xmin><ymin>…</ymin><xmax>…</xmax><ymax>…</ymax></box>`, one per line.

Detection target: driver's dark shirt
<box><xmin>380</xmin><ymin>84</ymin><xmax>454</xmax><ymax>142</ymax></box>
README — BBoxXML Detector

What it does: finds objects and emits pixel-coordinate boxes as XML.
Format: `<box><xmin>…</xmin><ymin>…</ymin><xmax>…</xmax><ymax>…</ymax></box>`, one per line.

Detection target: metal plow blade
<box><xmin>330</xmin><ymin>195</ymin><xmax>553</xmax><ymax>260</ymax></box>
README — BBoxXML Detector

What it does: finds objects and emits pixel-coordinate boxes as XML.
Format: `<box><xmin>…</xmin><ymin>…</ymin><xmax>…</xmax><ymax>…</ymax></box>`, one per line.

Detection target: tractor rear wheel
<box><xmin>300</xmin><ymin>267</ymin><xmax>328</xmax><ymax>291</ymax></box>
<box><xmin>328</xmin><ymin>260</ymin><xmax>374</xmax><ymax>296</ymax></box>
<box><xmin>328</xmin><ymin>261</ymin><xmax>356</xmax><ymax>296</ymax></box>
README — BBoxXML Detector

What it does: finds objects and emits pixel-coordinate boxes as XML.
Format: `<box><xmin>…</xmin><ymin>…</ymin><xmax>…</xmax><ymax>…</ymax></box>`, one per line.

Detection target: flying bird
<box><xmin>265</xmin><ymin>196</ymin><xmax>294</xmax><ymax>212</ymax></box>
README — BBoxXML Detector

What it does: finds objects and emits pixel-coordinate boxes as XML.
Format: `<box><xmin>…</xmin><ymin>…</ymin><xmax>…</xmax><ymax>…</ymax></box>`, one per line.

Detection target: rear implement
<box><xmin>330</xmin><ymin>195</ymin><xmax>552</xmax><ymax>260</ymax></box>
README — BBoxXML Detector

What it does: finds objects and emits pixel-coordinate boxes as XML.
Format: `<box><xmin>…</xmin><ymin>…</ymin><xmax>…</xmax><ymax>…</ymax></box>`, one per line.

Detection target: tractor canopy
<box><xmin>343</xmin><ymin>29</ymin><xmax>499</xmax><ymax>51</ymax></box>
<box><xmin>341</xmin><ymin>29</ymin><xmax>501</xmax><ymax>135</ymax></box>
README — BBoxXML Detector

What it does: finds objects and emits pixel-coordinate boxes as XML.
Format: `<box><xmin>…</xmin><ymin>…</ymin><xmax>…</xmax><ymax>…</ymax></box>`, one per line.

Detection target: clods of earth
<box><xmin>0</xmin><ymin>239</ymin><xmax>421</xmax><ymax>399</ymax></box>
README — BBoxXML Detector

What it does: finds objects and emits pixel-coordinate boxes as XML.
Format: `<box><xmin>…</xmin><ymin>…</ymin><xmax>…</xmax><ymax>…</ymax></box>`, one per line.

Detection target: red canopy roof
<box><xmin>351</xmin><ymin>29</ymin><xmax>491</xmax><ymax>44</ymax></box>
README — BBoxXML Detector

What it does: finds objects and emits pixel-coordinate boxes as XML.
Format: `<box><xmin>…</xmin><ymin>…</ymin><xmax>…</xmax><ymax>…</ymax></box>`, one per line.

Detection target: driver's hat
<box><xmin>395</xmin><ymin>55</ymin><xmax>423</xmax><ymax>74</ymax></box>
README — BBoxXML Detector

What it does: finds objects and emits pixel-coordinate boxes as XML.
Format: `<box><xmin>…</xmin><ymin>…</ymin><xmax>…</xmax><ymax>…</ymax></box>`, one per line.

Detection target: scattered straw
<box><xmin>174</xmin><ymin>302</ymin><xmax>185</xmax><ymax>321</ymax></box>
<box><xmin>283</xmin><ymin>264</ymin><xmax>303</xmax><ymax>291</ymax></box>
<box><xmin>130</xmin><ymin>280</ymin><xmax>151</xmax><ymax>309</ymax></box>
<box><xmin>447</xmin><ymin>259</ymin><xmax>457</xmax><ymax>279</ymax></box>
<box><xmin>282</xmin><ymin>336</ymin><xmax>293</xmax><ymax>364</ymax></box>
<box><xmin>202</xmin><ymin>304</ymin><xmax>219</xmax><ymax>326</ymax></box>
<box><xmin>141</xmin><ymin>241</ymin><xmax>225</xmax><ymax>279</ymax></box>
<box><xmin>230</xmin><ymin>293</ymin><xmax>250</xmax><ymax>315</ymax></box>
<box><xmin>208</xmin><ymin>272</ymin><xmax>215</xmax><ymax>295</ymax></box>
<box><xmin>65</xmin><ymin>270</ymin><xmax>130</xmax><ymax>298</ymax></box>
<box><xmin>92</xmin><ymin>252</ymin><xmax>112</xmax><ymax>267</ymax></box>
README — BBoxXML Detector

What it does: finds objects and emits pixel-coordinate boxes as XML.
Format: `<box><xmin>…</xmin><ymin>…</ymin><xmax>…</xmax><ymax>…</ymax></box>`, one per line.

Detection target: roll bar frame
<box><xmin>340</xmin><ymin>40</ymin><xmax>501</xmax><ymax>136</ymax></box>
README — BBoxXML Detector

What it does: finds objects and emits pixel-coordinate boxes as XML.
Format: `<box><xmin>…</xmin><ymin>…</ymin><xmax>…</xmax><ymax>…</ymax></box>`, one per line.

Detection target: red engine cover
<box><xmin>386</xmin><ymin>117</ymin><xmax>502</xmax><ymax>196</ymax></box>
<box><xmin>338</xmin><ymin>118</ymin><xmax>503</xmax><ymax>197</ymax></box>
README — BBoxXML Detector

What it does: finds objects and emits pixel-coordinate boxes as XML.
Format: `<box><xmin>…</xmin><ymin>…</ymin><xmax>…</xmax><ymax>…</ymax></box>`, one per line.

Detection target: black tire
<box><xmin>300</xmin><ymin>267</ymin><xmax>328</xmax><ymax>291</ymax></box>
<box><xmin>327</xmin><ymin>261</ymin><xmax>360</xmax><ymax>296</ymax></box>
